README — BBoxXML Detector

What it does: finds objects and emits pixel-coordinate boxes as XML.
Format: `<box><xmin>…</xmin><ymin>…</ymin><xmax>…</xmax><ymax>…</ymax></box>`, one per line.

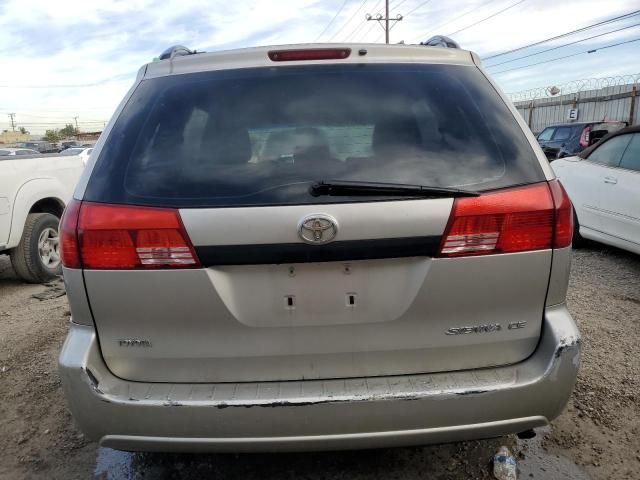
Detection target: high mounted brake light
<box><xmin>60</xmin><ymin>201</ymin><xmax>200</xmax><ymax>269</ymax></box>
<box><xmin>437</xmin><ymin>181</ymin><xmax>572</xmax><ymax>257</ymax></box>
<box><xmin>268</xmin><ymin>48</ymin><xmax>351</xmax><ymax>62</ymax></box>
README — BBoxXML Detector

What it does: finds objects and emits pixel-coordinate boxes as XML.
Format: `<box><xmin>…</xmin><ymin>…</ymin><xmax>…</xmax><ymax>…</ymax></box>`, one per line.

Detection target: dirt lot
<box><xmin>0</xmin><ymin>244</ymin><xmax>638</xmax><ymax>480</ymax></box>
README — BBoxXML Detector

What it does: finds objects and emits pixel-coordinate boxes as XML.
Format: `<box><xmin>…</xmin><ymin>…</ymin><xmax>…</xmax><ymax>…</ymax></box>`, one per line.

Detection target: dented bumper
<box><xmin>58</xmin><ymin>304</ymin><xmax>580</xmax><ymax>453</ymax></box>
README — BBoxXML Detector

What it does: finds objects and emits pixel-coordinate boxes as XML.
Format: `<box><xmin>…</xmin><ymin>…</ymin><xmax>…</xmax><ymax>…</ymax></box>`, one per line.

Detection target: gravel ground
<box><xmin>0</xmin><ymin>244</ymin><xmax>638</xmax><ymax>480</ymax></box>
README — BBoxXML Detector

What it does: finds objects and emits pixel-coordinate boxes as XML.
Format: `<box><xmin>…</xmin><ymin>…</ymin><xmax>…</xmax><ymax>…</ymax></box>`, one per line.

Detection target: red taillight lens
<box><xmin>437</xmin><ymin>183</ymin><xmax>557</xmax><ymax>257</ymax></box>
<box><xmin>70</xmin><ymin>202</ymin><xmax>200</xmax><ymax>269</ymax></box>
<box><xmin>60</xmin><ymin>199</ymin><xmax>82</xmax><ymax>268</ymax></box>
<box><xmin>549</xmin><ymin>179</ymin><xmax>573</xmax><ymax>248</ymax></box>
<box><xmin>579</xmin><ymin>126</ymin><xmax>590</xmax><ymax>147</ymax></box>
<box><xmin>268</xmin><ymin>48</ymin><xmax>351</xmax><ymax>62</ymax></box>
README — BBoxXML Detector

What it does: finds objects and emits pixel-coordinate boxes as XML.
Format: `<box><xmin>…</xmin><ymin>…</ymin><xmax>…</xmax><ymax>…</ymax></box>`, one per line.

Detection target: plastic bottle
<box><xmin>493</xmin><ymin>446</ymin><xmax>517</xmax><ymax>480</ymax></box>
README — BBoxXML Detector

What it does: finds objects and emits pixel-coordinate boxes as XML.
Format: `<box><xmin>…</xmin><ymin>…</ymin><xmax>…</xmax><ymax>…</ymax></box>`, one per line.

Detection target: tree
<box><xmin>44</xmin><ymin>129</ymin><xmax>62</xmax><ymax>143</ymax></box>
<box><xmin>59</xmin><ymin>124</ymin><xmax>78</xmax><ymax>138</ymax></box>
<box><xmin>18</xmin><ymin>126</ymin><xmax>29</xmax><ymax>135</ymax></box>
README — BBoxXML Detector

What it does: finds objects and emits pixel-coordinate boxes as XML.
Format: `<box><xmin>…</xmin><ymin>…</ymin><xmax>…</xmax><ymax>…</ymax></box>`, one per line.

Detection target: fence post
<box><xmin>629</xmin><ymin>85</ymin><xmax>637</xmax><ymax>126</ymax></box>
<box><xmin>528</xmin><ymin>101</ymin><xmax>534</xmax><ymax>129</ymax></box>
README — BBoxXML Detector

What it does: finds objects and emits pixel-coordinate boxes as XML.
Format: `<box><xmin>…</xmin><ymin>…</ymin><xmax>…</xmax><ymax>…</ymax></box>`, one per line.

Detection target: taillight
<box><xmin>549</xmin><ymin>180</ymin><xmax>573</xmax><ymax>248</ymax></box>
<box><xmin>268</xmin><ymin>48</ymin><xmax>351</xmax><ymax>62</ymax></box>
<box><xmin>579</xmin><ymin>126</ymin><xmax>590</xmax><ymax>147</ymax></box>
<box><xmin>60</xmin><ymin>199</ymin><xmax>82</xmax><ymax>268</ymax></box>
<box><xmin>61</xmin><ymin>202</ymin><xmax>200</xmax><ymax>269</ymax></box>
<box><xmin>437</xmin><ymin>182</ymin><xmax>569</xmax><ymax>257</ymax></box>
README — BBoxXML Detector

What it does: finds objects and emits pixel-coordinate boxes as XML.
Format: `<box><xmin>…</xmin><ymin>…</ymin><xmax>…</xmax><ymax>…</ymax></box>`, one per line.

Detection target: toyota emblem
<box><xmin>298</xmin><ymin>214</ymin><xmax>338</xmax><ymax>244</ymax></box>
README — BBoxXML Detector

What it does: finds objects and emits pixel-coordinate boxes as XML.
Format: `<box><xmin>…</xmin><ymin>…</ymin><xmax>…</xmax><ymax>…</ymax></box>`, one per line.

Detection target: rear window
<box><xmin>86</xmin><ymin>64</ymin><xmax>543</xmax><ymax>207</ymax></box>
<box><xmin>553</xmin><ymin>127</ymin><xmax>572</xmax><ymax>141</ymax></box>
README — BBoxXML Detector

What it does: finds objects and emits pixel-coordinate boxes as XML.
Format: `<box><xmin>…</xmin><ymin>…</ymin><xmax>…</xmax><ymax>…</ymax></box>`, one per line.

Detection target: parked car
<box><xmin>16</xmin><ymin>140</ymin><xmax>58</xmax><ymax>153</ymax></box>
<box><xmin>0</xmin><ymin>151</ymin><xmax>84</xmax><ymax>282</ymax></box>
<box><xmin>552</xmin><ymin>125</ymin><xmax>640</xmax><ymax>254</ymax></box>
<box><xmin>0</xmin><ymin>147</ymin><xmax>40</xmax><ymax>156</ymax></box>
<box><xmin>60</xmin><ymin>147</ymin><xmax>93</xmax><ymax>164</ymax></box>
<box><xmin>60</xmin><ymin>141</ymin><xmax>80</xmax><ymax>151</ymax></box>
<box><xmin>58</xmin><ymin>42</ymin><xmax>580</xmax><ymax>453</ymax></box>
<box><xmin>537</xmin><ymin>121</ymin><xmax>627</xmax><ymax>160</ymax></box>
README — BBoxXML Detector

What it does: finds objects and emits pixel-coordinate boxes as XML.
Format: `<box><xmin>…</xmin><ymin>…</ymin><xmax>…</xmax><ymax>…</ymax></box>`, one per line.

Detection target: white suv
<box><xmin>58</xmin><ymin>42</ymin><xmax>580</xmax><ymax>452</ymax></box>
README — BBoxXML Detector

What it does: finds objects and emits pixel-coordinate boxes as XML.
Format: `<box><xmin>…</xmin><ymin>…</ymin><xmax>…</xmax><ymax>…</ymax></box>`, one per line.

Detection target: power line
<box><xmin>491</xmin><ymin>37</ymin><xmax>640</xmax><ymax>75</ymax></box>
<box><xmin>411</xmin><ymin>0</ymin><xmax>495</xmax><ymax>42</ymax></box>
<box><xmin>3</xmin><ymin>121</ymin><xmax>107</xmax><ymax>126</ymax></box>
<box><xmin>392</xmin><ymin>0</ymin><xmax>411</xmax><ymax>10</ymax></box>
<box><xmin>0</xmin><ymin>73</ymin><xmax>131</xmax><ymax>89</ymax></box>
<box><xmin>366</xmin><ymin>0</ymin><xmax>403</xmax><ymax>43</ymax></box>
<box><xmin>355</xmin><ymin>17</ymin><xmax>380</xmax><ymax>41</ymax></box>
<box><xmin>345</xmin><ymin>16</ymin><xmax>370</xmax><ymax>40</ymax></box>
<box><xmin>448</xmin><ymin>0</ymin><xmax>528</xmax><ymax>36</ymax></box>
<box><xmin>344</xmin><ymin>0</ymin><xmax>382</xmax><ymax>41</ymax></box>
<box><xmin>329</xmin><ymin>0</ymin><xmax>371</xmax><ymax>41</ymax></box>
<box><xmin>315</xmin><ymin>0</ymin><xmax>351</xmax><ymax>41</ymax></box>
<box><xmin>404</xmin><ymin>0</ymin><xmax>434</xmax><ymax>17</ymax></box>
<box><xmin>484</xmin><ymin>9</ymin><xmax>640</xmax><ymax>60</ymax></box>
<box><xmin>484</xmin><ymin>22</ymin><xmax>640</xmax><ymax>68</ymax></box>
<box><xmin>0</xmin><ymin>114</ymin><xmax>106</xmax><ymax>121</ymax></box>
<box><xmin>0</xmin><ymin>106</ymin><xmax>110</xmax><ymax>112</ymax></box>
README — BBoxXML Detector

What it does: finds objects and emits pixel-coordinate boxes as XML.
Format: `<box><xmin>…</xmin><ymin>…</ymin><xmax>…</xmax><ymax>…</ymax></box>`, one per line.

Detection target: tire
<box><xmin>10</xmin><ymin>213</ymin><xmax>62</xmax><ymax>283</ymax></box>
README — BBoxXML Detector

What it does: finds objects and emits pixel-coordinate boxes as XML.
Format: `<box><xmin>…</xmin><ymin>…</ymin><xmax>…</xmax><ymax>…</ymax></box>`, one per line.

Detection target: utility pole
<box><xmin>8</xmin><ymin>113</ymin><xmax>16</xmax><ymax>132</ymax></box>
<box><xmin>73</xmin><ymin>116</ymin><xmax>79</xmax><ymax>138</ymax></box>
<box><xmin>365</xmin><ymin>0</ymin><xmax>403</xmax><ymax>44</ymax></box>
<box><xmin>385</xmin><ymin>0</ymin><xmax>389</xmax><ymax>45</ymax></box>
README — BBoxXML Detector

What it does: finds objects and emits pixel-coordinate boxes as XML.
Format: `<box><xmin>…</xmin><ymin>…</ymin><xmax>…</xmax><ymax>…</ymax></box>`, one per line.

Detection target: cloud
<box><xmin>0</xmin><ymin>0</ymin><xmax>638</xmax><ymax>134</ymax></box>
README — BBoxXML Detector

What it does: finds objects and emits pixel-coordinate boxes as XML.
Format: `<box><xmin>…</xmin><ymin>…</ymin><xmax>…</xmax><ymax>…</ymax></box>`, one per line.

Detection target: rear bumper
<box><xmin>58</xmin><ymin>304</ymin><xmax>580</xmax><ymax>453</ymax></box>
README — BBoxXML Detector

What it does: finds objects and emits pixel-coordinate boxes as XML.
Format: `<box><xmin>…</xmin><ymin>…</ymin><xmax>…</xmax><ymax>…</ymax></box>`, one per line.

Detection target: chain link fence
<box><xmin>508</xmin><ymin>74</ymin><xmax>640</xmax><ymax>133</ymax></box>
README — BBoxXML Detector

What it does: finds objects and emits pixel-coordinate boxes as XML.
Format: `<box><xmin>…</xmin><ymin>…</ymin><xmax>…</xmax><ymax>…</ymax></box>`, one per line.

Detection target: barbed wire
<box><xmin>506</xmin><ymin>74</ymin><xmax>640</xmax><ymax>102</ymax></box>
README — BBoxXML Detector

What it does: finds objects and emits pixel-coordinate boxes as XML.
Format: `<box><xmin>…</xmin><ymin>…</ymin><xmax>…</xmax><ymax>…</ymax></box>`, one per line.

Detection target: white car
<box><xmin>0</xmin><ymin>152</ymin><xmax>85</xmax><ymax>282</ymax></box>
<box><xmin>552</xmin><ymin>126</ymin><xmax>640</xmax><ymax>254</ymax></box>
<box><xmin>60</xmin><ymin>147</ymin><xmax>93</xmax><ymax>165</ymax></box>
<box><xmin>0</xmin><ymin>147</ymin><xmax>40</xmax><ymax>156</ymax></box>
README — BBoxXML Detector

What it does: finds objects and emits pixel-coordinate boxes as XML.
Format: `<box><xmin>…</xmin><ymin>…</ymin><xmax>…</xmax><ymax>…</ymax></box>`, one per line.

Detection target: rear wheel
<box><xmin>10</xmin><ymin>213</ymin><xmax>62</xmax><ymax>283</ymax></box>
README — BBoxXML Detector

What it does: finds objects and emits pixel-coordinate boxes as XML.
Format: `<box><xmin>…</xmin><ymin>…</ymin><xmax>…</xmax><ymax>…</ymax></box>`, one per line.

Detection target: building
<box><xmin>77</xmin><ymin>131</ymin><xmax>102</xmax><ymax>142</ymax></box>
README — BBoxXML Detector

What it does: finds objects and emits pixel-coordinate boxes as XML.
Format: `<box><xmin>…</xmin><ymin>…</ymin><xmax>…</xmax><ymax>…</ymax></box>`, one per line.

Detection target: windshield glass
<box><xmin>86</xmin><ymin>64</ymin><xmax>543</xmax><ymax>207</ymax></box>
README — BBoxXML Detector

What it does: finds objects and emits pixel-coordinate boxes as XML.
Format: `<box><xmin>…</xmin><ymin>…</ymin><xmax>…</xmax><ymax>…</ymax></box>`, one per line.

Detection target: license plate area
<box><xmin>207</xmin><ymin>258</ymin><xmax>430</xmax><ymax>327</ymax></box>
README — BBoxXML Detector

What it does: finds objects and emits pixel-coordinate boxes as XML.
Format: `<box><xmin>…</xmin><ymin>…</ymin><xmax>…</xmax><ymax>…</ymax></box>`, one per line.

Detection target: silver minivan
<box><xmin>59</xmin><ymin>42</ymin><xmax>580</xmax><ymax>452</ymax></box>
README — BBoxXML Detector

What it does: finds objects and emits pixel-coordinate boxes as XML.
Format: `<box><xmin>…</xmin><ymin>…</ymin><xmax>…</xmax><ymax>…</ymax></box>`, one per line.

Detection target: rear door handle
<box><xmin>603</xmin><ymin>176</ymin><xmax>618</xmax><ymax>184</ymax></box>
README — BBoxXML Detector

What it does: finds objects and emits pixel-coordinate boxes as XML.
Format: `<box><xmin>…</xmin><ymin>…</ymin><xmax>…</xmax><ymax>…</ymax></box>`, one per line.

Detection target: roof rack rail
<box><xmin>420</xmin><ymin>36</ymin><xmax>460</xmax><ymax>49</ymax></box>
<box><xmin>159</xmin><ymin>45</ymin><xmax>197</xmax><ymax>60</ymax></box>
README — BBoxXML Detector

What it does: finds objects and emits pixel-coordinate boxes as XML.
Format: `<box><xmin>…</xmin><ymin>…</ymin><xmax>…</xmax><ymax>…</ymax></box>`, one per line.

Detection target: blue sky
<box><xmin>1</xmin><ymin>0</ymin><xmax>638</xmax><ymax>134</ymax></box>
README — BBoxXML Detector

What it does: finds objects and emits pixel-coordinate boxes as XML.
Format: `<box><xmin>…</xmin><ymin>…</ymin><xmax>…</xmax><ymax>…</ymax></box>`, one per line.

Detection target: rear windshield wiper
<box><xmin>310</xmin><ymin>180</ymin><xmax>479</xmax><ymax>198</ymax></box>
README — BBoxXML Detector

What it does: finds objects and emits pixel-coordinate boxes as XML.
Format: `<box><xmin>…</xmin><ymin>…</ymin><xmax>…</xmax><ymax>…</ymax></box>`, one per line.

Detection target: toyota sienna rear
<box><xmin>58</xmin><ymin>42</ymin><xmax>581</xmax><ymax>452</ymax></box>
